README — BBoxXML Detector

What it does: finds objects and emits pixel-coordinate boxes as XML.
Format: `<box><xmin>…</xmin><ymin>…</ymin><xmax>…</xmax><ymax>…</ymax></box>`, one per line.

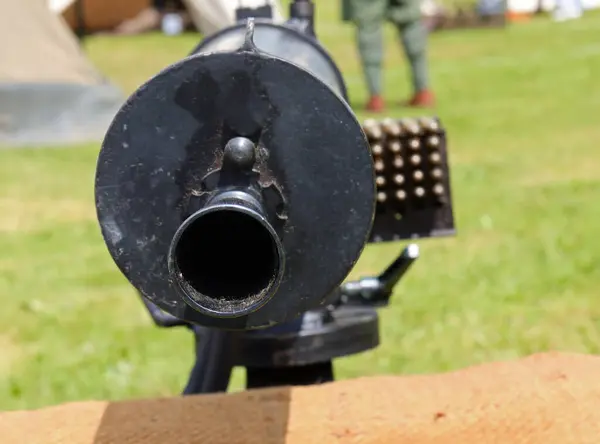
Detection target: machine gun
<box><xmin>94</xmin><ymin>1</ymin><xmax>456</xmax><ymax>394</ymax></box>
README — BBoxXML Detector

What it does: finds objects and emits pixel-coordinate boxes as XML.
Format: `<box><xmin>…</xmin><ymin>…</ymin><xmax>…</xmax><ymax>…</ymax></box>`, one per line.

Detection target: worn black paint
<box><xmin>95</xmin><ymin>32</ymin><xmax>375</xmax><ymax>330</ymax></box>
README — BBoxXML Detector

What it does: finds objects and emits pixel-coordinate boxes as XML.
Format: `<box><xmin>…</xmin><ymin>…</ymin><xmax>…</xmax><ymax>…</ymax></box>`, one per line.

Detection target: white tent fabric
<box><xmin>2</xmin><ymin>0</ymin><xmax>100</xmax><ymax>84</ymax></box>
<box><xmin>1</xmin><ymin>0</ymin><xmax>122</xmax><ymax>147</ymax></box>
<box><xmin>508</xmin><ymin>0</ymin><xmax>600</xmax><ymax>13</ymax></box>
<box><xmin>48</xmin><ymin>0</ymin><xmax>75</xmax><ymax>14</ymax></box>
<box><xmin>183</xmin><ymin>0</ymin><xmax>284</xmax><ymax>37</ymax></box>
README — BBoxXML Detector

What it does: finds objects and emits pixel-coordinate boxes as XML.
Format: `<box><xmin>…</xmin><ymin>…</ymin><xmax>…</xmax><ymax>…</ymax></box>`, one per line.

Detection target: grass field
<box><xmin>1</xmin><ymin>4</ymin><xmax>600</xmax><ymax>411</ymax></box>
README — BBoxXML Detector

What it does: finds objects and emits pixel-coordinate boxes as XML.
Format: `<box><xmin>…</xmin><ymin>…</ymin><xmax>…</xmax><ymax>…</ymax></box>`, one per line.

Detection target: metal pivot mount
<box><xmin>138</xmin><ymin>243</ymin><xmax>420</xmax><ymax>393</ymax></box>
<box><xmin>95</xmin><ymin>20</ymin><xmax>375</xmax><ymax>330</ymax></box>
<box><xmin>230</xmin><ymin>243</ymin><xmax>420</xmax><ymax>370</ymax></box>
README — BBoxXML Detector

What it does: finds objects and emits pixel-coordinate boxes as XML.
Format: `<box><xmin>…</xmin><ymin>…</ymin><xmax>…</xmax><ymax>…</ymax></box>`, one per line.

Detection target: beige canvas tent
<box><xmin>184</xmin><ymin>0</ymin><xmax>284</xmax><ymax>37</ymax></box>
<box><xmin>0</xmin><ymin>0</ymin><xmax>123</xmax><ymax>146</ymax></box>
<box><xmin>111</xmin><ymin>0</ymin><xmax>285</xmax><ymax>37</ymax></box>
<box><xmin>53</xmin><ymin>0</ymin><xmax>283</xmax><ymax>37</ymax></box>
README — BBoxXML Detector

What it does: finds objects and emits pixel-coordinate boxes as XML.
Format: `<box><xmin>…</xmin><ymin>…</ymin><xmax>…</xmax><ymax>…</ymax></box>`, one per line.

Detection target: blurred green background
<box><xmin>1</xmin><ymin>2</ymin><xmax>599</xmax><ymax>411</ymax></box>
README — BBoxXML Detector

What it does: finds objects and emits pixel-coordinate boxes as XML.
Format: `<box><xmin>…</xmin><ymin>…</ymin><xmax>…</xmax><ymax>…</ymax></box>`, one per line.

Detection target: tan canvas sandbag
<box><xmin>1</xmin><ymin>352</ymin><xmax>599</xmax><ymax>444</ymax></box>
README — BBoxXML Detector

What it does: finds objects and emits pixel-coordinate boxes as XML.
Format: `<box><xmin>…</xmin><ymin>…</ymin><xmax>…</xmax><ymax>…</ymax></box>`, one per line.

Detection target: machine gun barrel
<box><xmin>94</xmin><ymin>21</ymin><xmax>375</xmax><ymax>330</ymax></box>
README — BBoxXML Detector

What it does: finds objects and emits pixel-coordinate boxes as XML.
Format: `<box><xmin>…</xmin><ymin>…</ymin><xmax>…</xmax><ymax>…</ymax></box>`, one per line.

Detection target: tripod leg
<box><xmin>182</xmin><ymin>327</ymin><xmax>236</xmax><ymax>395</ymax></box>
<box><xmin>245</xmin><ymin>361</ymin><xmax>334</xmax><ymax>389</ymax></box>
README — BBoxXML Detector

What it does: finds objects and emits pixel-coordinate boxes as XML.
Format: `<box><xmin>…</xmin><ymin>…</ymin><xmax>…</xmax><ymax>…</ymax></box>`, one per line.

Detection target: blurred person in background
<box><xmin>343</xmin><ymin>0</ymin><xmax>435</xmax><ymax>112</ymax></box>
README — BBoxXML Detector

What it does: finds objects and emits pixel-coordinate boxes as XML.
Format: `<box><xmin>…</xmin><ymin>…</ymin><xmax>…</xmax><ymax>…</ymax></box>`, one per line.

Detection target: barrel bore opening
<box><xmin>174</xmin><ymin>209</ymin><xmax>280</xmax><ymax>303</ymax></box>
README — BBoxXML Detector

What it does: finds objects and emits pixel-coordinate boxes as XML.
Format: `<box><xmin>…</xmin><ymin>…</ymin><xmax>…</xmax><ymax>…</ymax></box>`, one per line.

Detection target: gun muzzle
<box><xmin>169</xmin><ymin>189</ymin><xmax>284</xmax><ymax>318</ymax></box>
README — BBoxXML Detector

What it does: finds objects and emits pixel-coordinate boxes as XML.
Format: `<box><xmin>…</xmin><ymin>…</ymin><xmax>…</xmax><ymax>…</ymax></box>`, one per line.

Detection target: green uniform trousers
<box><xmin>343</xmin><ymin>0</ymin><xmax>429</xmax><ymax>97</ymax></box>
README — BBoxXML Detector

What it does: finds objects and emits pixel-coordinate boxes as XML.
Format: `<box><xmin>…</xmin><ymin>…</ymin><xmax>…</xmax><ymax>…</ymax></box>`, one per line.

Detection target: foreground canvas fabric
<box><xmin>1</xmin><ymin>352</ymin><xmax>600</xmax><ymax>444</ymax></box>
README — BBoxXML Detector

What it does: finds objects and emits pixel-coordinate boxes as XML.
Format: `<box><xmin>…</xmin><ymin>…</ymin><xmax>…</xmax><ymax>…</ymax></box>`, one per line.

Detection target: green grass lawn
<box><xmin>2</xmin><ymin>4</ymin><xmax>600</xmax><ymax>411</ymax></box>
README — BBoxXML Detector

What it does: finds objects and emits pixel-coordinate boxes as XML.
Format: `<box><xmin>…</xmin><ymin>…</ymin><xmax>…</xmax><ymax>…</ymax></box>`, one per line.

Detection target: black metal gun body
<box><xmin>94</xmin><ymin>1</ymin><xmax>457</xmax><ymax>393</ymax></box>
<box><xmin>95</xmin><ymin>21</ymin><xmax>376</xmax><ymax>330</ymax></box>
